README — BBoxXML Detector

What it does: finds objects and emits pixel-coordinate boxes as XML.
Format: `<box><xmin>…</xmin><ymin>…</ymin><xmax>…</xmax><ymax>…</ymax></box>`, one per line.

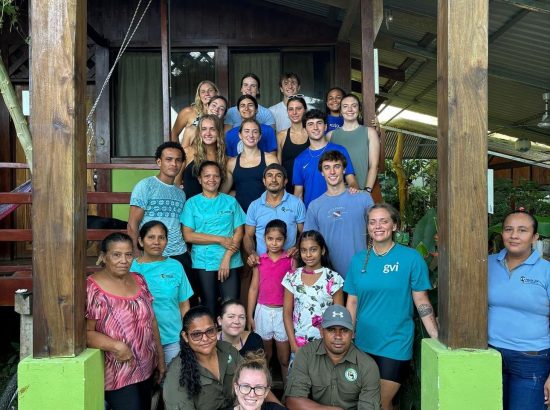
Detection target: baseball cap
<box><xmin>322</xmin><ymin>305</ymin><xmax>353</xmax><ymax>331</ymax></box>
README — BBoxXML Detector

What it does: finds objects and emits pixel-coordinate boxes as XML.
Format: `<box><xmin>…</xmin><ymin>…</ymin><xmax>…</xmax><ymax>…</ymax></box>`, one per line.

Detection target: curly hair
<box><xmin>179</xmin><ymin>306</ymin><xmax>216</xmax><ymax>399</ymax></box>
<box><xmin>191</xmin><ymin>114</ymin><xmax>227</xmax><ymax>178</ymax></box>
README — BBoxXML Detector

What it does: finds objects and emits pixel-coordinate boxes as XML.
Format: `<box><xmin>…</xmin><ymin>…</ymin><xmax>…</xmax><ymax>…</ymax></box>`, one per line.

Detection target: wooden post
<box><xmin>30</xmin><ymin>0</ymin><xmax>87</xmax><ymax>357</ymax></box>
<box><xmin>334</xmin><ymin>42</ymin><xmax>351</xmax><ymax>91</ymax></box>
<box><xmin>437</xmin><ymin>0</ymin><xmax>488</xmax><ymax>348</ymax></box>
<box><xmin>160</xmin><ymin>0</ymin><xmax>170</xmax><ymax>139</ymax></box>
<box><xmin>360</xmin><ymin>0</ymin><xmax>375</xmax><ymax>124</ymax></box>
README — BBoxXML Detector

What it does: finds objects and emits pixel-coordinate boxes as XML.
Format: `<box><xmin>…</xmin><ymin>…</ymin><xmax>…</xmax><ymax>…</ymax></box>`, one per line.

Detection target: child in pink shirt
<box><xmin>247</xmin><ymin>219</ymin><xmax>293</xmax><ymax>383</ymax></box>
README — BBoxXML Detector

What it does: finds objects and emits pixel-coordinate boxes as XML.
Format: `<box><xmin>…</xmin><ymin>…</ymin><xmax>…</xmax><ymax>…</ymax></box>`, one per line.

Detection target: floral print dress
<box><xmin>282</xmin><ymin>267</ymin><xmax>344</xmax><ymax>347</ymax></box>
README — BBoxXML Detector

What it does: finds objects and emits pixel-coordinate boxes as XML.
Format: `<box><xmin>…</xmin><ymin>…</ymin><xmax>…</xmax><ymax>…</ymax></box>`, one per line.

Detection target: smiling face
<box><xmin>234</xmin><ymin>368</ymin><xmax>269</xmax><ymax>410</ymax></box>
<box><xmin>183</xmin><ymin>315</ymin><xmax>218</xmax><ymax>357</ymax></box>
<box><xmin>320</xmin><ymin>159</ymin><xmax>345</xmax><ymax>188</ymax></box>
<box><xmin>241</xmin><ymin>77</ymin><xmax>259</xmax><ymax>97</ymax></box>
<box><xmin>280</xmin><ymin>77</ymin><xmax>300</xmax><ymax>98</ymax></box>
<box><xmin>199</xmin><ymin>118</ymin><xmax>218</xmax><ymax>146</ymax></box>
<box><xmin>326</xmin><ymin>89</ymin><xmax>344</xmax><ymax>115</ymax></box>
<box><xmin>218</xmin><ymin>303</ymin><xmax>246</xmax><ymax>337</ymax></box>
<box><xmin>198</xmin><ymin>164</ymin><xmax>221</xmax><ymax>194</ymax></box>
<box><xmin>340</xmin><ymin>95</ymin><xmax>360</xmax><ymax>122</ymax></box>
<box><xmin>239</xmin><ymin>121</ymin><xmax>261</xmax><ymax>148</ymax></box>
<box><xmin>238</xmin><ymin>98</ymin><xmax>257</xmax><ymax>120</ymax></box>
<box><xmin>305</xmin><ymin>118</ymin><xmax>327</xmax><ymax>142</ymax></box>
<box><xmin>502</xmin><ymin>213</ymin><xmax>539</xmax><ymax>258</ymax></box>
<box><xmin>199</xmin><ymin>82</ymin><xmax>217</xmax><ymax>105</ymax></box>
<box><xmin>287</xmin><ymin>100</ymin><xmax>306</xmax><ymax>124</ymax></box>
<box><xmin>368</xmin><ymin>207</ymin><xmax>397</xmax><ymax>245</ymax></box>
<box><xmin>139</xmin><ymin>224</ymin><xmax>167</xmax><ymax>258</ymax></box>
<box><xmin>207</xmin><ymin>98</ymin><xmax>227</xmax><ymax>119</ymax></box>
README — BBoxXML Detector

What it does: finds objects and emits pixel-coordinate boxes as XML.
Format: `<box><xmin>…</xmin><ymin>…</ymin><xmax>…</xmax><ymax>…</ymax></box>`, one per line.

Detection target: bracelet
<box><xmin>365</xmin><ymin>186</ymin><xmax>373</xmax><ymax>193</ymax></box>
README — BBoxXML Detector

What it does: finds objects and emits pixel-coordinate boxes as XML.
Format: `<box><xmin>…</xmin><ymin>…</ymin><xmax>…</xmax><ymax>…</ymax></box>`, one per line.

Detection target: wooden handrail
<box><xmin>0</xmin><ymin>162</ymin><xmax>158</xmax><ymax>170</ymax></box>
<box><xmin>0</xmin><ymin>229</ymin><xmax>127</xmax><ymax>241</ymax></box>
<box><xmin>0</xmin><ymin>192</ymin><xmax>131</xmax><ymax>204</ymax></box>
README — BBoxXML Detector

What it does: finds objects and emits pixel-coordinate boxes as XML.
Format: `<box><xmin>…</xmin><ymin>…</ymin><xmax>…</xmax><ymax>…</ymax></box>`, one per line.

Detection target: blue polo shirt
<box><xmin>488</xmin><ymin>249</ymin><xmax>550</xmax><ymax>351</ymax></box>
<box><xmin>292</xmin><ymin>142</ymin><xmax>355</xmax><ymax>208</ymax></box>
<box><xmin>246</xmin><ymin>191</ymin><xmax>306</xmax><ymax>255</ymax></box>
<box><xmin>225</xmin><ymin>125</ymin><xmax>277</xmax><ymax>158</ymax></box>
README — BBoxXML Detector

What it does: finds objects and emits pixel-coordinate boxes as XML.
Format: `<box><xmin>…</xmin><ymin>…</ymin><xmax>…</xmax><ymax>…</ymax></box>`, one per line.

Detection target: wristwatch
<box><xmin>365</xmin><ymin>186</ymin><xmax>373</xmax><ymax>193</ymax></box>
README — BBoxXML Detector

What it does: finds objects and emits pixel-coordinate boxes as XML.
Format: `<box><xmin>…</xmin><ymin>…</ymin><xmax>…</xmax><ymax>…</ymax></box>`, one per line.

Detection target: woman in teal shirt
<box><xmin>131</xmin><ymin>220</ymin><xmax>194</xmax><ymax>365</ymax></box>
<box><xmin>182</xmin><ymin>160</ymin><xmax>246</xmax><ymax>315</ymax></box>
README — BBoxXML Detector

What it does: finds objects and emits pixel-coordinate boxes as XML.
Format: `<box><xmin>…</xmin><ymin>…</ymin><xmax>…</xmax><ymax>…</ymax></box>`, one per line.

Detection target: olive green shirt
<box><xmin>163</xmin><ymin>341</ymin><xmax>241</xmax><ymax>410</ymax></box>
<box><xmin>285</xmin><ymin>339</ymin><xmax>381</xmax><ymax>410</ymax></box>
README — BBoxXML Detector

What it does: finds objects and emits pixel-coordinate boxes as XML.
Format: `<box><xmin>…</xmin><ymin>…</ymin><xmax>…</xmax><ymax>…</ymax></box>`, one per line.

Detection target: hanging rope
<box><xmin>86</xmin><ymin>0</ymin><xmax>153</xmax><ymax>156</ymax></box>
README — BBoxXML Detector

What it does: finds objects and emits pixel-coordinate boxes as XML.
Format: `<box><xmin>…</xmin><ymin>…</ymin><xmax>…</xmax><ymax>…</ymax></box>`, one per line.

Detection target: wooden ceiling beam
<box><xmin>496</xmin><ymin>0</ymin><xmax>550</xmax><ymax>13</ymax></box>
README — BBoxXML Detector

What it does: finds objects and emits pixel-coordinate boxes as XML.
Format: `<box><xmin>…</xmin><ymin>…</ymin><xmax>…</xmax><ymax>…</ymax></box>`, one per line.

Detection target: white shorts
<box><xmin>254</xmin><ymin>304</ymin><xmax>288</xmax><ymax>342</ymax></box>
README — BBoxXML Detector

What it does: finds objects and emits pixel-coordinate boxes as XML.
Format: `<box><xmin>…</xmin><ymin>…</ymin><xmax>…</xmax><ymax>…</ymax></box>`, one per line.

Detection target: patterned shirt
<box><xmin>86</xmin><ymin>273</ymin><xmax>157</xmax><ymax>391</ymax></box>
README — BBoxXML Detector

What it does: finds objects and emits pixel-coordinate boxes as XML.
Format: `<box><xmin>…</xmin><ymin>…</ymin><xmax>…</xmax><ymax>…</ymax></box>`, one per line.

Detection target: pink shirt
<box><xmin>257</xmin><ymin>253</ymin><xmax>293</xmax><ymax>306</ymax></box>
<box><xmin>86</xmin><ymin>273</ymin><xmax>157</xmax><ymax>391</ymax></box>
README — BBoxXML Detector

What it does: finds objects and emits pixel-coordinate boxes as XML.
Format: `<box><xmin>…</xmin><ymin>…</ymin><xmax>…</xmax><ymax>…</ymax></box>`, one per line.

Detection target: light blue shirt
<box><xmin>305</xmin><ymin>190</ymin><xmax>373</xmax><ymax>278</ymax></box>
<box><xmin>488</xmin><ymin>249</ymin><xmax>550</xmax><ymax>351</ymax></box>
<box><xmin>344</xmin><ymin>244</ymin><xmax>431</xmax><ymax>360</ymax></box>
<box><xmin>246</xmin><ymin>191</ymin><xmax>306</xmax><ymax>255</ymax></box>
<box><xmin>225</xmin><ymin>104</ymin><xmax>275</xmax><ymax>127</ymax></box>
<box><xmin>130</xmin><ymin>257</ymin><xmax>193</xmax><ymax>345</ymax></box>
<box><xmin>130</xmin><ymin>176</ymin><xmax>187</xmax><ymax>256</ymax></box>
<box><xmin>181</xmin><ymin>193</ymin><xmax>246</xmax><ymax>271</ymax></box>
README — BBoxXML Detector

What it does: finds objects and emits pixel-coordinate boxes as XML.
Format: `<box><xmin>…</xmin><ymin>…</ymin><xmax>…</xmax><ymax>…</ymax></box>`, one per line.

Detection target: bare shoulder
<box><xmin>227</xmin><ymin>156</ymin><xmax>237</xmax><ymax>172</ymax></box>
<box><xmin>265</xmin><ymin>152</ymin><xmax>279</xmax><ymax>165</ymax></box>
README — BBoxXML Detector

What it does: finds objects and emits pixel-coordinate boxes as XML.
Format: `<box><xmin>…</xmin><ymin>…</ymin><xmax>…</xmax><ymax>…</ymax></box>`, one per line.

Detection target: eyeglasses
<box><xmin>237</xmin><ymin>384</ymin><xmax>268</xmax><ymax>396</ymax></box>
<box><xmin>187</xmin><ymin>326</ymin><xmax>217</xmax><ymax>342</ymax></box>
<box><xmin>288</xmin><ymin>94</ymin><xmax>305</xmax><ymax>100</ymax></box>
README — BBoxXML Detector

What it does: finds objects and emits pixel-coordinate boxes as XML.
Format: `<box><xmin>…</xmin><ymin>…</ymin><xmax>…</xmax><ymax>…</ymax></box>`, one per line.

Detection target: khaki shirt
<box><xmin>163</xmin><ymin>341</ymin><xmax>241</xmax><ymax>410</ymax></box>
<box><xmin>285</xmin><ymin>339</ymin><xmax>381</xmax><ymax>410</ymax></box>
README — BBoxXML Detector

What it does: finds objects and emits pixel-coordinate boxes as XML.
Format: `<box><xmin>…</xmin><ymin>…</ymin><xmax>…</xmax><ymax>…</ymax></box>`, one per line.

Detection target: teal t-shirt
<box><xmin>130</xmin><ymin>257</ymin><xmax>193</xmax><ymax>345</ymax></box>
<box><xmin>344</xmin><ymin>244</ymin><xmax>431</xmax><ymax>360</ymax></box>
<box><xmin>181</xmin><ymin>193</ymin><xmax>246</xmax><ymax>271</ymax></box>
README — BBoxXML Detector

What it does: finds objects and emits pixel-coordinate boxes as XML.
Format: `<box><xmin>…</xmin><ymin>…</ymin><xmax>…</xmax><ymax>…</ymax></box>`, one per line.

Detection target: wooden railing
<box><xmin>0</xmin><ymin>162</ymin><xmax>156</xmax><ymax>305</ymax></box>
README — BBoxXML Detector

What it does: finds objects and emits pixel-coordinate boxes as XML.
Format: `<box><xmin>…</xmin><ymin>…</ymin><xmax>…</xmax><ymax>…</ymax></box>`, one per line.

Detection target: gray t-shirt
<box><xmin>304</xmin><ymin>190</ymin><xmax>373</xmax><ymax>278</ymax></box>
<box><xmin>331</xmin><ymin>126</ymin><xmax>370</xmax><ymax>187</ymax></box>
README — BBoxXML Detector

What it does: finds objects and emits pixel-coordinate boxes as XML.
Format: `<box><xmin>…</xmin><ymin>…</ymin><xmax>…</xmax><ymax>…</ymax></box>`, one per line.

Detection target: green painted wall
<box><xmin>422</xmin><ymin>338</ymin><xmax>502</xmax><ymax>410</ymax></box>
<box><xmin>111</xmin><ymin>169</ymin><xmax>157</xmax><ymax>221</ymax></box>
<box><xmin>18</xmin><ymin>348</ymin><xmax>104</xmax><ymax>410</ymax></box>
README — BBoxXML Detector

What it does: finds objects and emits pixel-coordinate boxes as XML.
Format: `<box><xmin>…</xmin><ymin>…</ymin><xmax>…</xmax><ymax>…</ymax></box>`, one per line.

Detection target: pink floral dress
<box><xmin>282</xmin><ymin>267</ymin><xmax>343</xmax><ymax>347</ymax></box>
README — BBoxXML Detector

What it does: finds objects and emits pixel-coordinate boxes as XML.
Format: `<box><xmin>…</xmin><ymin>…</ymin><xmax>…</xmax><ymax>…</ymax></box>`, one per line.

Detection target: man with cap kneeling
<box><xmin>285</xmin><ymin>305</ymin><xmax>381</xmax><ymax>410</ymax></box>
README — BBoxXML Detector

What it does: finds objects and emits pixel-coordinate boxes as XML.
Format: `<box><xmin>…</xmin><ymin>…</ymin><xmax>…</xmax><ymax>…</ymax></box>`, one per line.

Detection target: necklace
<box><xmin>219</xmin><ymin>332</ymin><xmax>244</xmax><ymax>349</ymax></box>
<box><xmin>302</xmin><ymin>267</ymin><xmax>320</xmax><ymax>275</ymax></box>
<box><xmin>308</xmin><ymin>145</ymin><xmax>328</xmax><ymax>158</ymax></box>
<box><xmin>372</xmin><ymin>242</ymin><xmax>396</xmax><ymax>257</ymax></box>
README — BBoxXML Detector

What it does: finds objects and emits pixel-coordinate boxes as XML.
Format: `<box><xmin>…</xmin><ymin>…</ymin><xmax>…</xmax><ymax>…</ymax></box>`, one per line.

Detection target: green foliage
<box><xmin>0</xmin><ymin>342</ymin><xmax>18</xmax><ymax>393</ymax></box>
<box><xmin>379</xmin><ymin>159</ymin><xmax>438</xmax><ymax>229</ymax></box>
<box><xmin>0</xmin><ymin>0</ymin><xmax>20</xmax><ymax>31</ymax></box>
<box><xmin>492</xmin><ymin>178</ymin><xmax>550</xmax><ymax>224</ymax></box>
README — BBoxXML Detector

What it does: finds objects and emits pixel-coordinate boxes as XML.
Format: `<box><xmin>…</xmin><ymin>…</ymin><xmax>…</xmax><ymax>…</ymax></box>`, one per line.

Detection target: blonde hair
<box><xmin>194</xmin><ymin>80</ymin><xmax>219</xmax><ymax>115</ymax></box>
<box><xmin>233</xmin><ymin>350</ymin><xmax>271</xmax><ymax>388</ymax></box>
<box><xmin>191</xmin><ymin>114</ymin><xmax>227</xmax><ymax>178</ymax></box>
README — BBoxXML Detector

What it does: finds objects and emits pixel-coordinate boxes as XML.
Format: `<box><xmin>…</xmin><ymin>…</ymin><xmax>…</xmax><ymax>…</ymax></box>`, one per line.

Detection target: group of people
<box><xmin>84</xmin><ymin>72</ymin><xmax>550</xmax><ymax>410</ymax></box>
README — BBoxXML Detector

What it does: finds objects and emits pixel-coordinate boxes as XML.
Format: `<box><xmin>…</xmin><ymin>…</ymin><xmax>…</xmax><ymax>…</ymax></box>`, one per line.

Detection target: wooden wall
<box><xmin>490</xmin><ymin>156</ymin><xmax>550</xmax><ymax>186</ymax></box>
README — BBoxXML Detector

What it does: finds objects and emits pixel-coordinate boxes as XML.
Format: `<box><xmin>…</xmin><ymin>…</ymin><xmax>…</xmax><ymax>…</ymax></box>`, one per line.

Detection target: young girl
<box><xmin>282</xmin><ymin>230</ymin><xmax>344</xmax><ymax>355</ymax></box>
<box><xmin>247</xmin><ymin>219</ymin><xmax>293</xmax><ymax>383</ymax></box>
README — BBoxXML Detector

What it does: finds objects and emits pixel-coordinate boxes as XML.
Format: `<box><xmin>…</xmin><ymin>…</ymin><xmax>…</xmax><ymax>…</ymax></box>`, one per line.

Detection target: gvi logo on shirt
<box><xmin>383</xmin><ymin>262</ymin><xmax>399</xmax><ymax>274</ymax></box>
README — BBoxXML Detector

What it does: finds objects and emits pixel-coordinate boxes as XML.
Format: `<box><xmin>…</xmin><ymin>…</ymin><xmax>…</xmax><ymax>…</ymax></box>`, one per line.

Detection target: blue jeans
<box><xmin>163</xmin><ymin>342</ymin><xmax>180</xmax><ymax>366</ymax></box>
<box><xmin>493</xmin><ymin>346</ymin><xmax>550</xmax><ymax>410</ymax></box>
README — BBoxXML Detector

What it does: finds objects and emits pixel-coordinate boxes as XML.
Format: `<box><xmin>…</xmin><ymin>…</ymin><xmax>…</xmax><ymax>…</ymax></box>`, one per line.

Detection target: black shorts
<box><xmin>369</xmin><ymin>353</ymin><xmax>410</xmax><ymax>384</ymax></box>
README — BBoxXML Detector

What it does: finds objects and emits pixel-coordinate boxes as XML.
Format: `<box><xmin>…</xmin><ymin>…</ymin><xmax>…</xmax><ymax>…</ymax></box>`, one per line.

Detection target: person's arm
<box><xmin>265</xmin><ymin>152</ymin><xmax>279</xmax><ymax>165</ymax></box>
<box><xmin>293</xmin><ymin>185</ymin><xmax>304</xmax><ymax>201</ymax></box>
<box><xmin>243</xmin><ymin>224</ymin><xmax>259</xmax><ymax>266</ymax></box>
<box><xmin>86</xmin><ymin>319</ymin><xmax>133</xmax><ymax>362</ymax></box>
<box><xmin>283</xmin><ymin>288</ymin><xmax>299</xmax><ymax>353</ymax></box>
<box><xmin>181</xmin><ymin>125</ymin><xmax>197</xmax><ymax>149</ymax></box>
<box><xmin>344</xmin><ymin>173</ymin><xmax>359</xmax><ymax>190</ymax></box>
<box><xmin>545</xmin><ymin>375</ymin><xmax>550</xmax><ymax>405</ymax></box>
<box><xmin>171</xmin><ymin>107</ymin><xmax>193</xmax><ymax>142</ymax></box>
<box><xmin>221</xmin><ymin>158</ymin><xmax>235</xmax><ymax>193</ymax></box>
<box><xmin>218</xmin><ymin>225</ymin><xmax>244</xmax><ymax>282</ymax></box>
<box><xmin>357</xmin><ymin>358</ymin><xmax>382</xmax><ymax>410</ymax></box>
<box><xmin>127</xmin><ymin>205</ymin><xmax>145</xmax><ymax>256</ymax></box>
<box><xmin>286</xmin><ymin>397</ymin><xmax>343</xmax><ymax>410</ymax></box>
<box><xmin>152</xmin><ymin>315</ymin><xmax>166</xmax><ymax>382</ymax></box>
<box><xmin>412</xmin><ymin>291</ymin><xmax>438</xmax><ymax>339</ymax></box>
<box><xmin>346</xmin><ymin>294</ymin><xmax>358</xmax><ymax>327</ymax></box>
<box><xmin>332</xmin><ymin>288</ymin><xmax>344</xmax><ymax>306</ymax></box>
<box><xmin>179</xmin><ymin>300</ymin><xmax>190</xmax><ymax>319</ymax></box>
<box><xmin>276</xmin><ymin>130</ymin><xmax>286</xmax><ymax>163</ymax></box>
<box><xmin>183</xmin><ymin>226</ymin><xmax>238</xmax><ymax>251</ymax></box>
<box><xmin>247</xmin><ymin>266</ymin><xmax>260</xmax><ymax>331</ymax></box>
<box><xmin>365</xmin><ymin>126</ymin><xmax>380</xmax><ymax>189</ymax></box>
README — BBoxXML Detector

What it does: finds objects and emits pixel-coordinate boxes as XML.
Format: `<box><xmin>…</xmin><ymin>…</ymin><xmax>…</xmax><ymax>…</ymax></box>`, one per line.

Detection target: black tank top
<box><xmin>281</xmin><ymin>129</ymin><xmax>310</xmax><ymax>192</ymax></box>
<box><xmin>233</xmin><ymin>152</ymin><xmax>266</xmax><ymax>212</ymax></box>
<box><xmin>182</xmin><ymin>160</ymin><xmax>202</xmax><ymax>199</ymax></box>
